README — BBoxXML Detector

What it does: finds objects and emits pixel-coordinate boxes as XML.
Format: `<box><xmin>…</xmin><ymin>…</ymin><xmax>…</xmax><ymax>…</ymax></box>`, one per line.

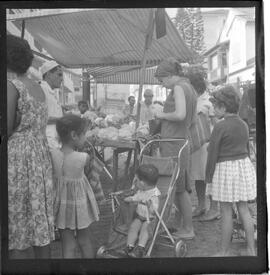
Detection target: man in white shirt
<box><xmin>39</xmin><ymin>60</ymin><xmax>63</xmax><ymax>149</ymax></box>
<box><xmin>140</xmin><ymin>89</ymin><xmax>162</xmax><ymax>125</ymax></box>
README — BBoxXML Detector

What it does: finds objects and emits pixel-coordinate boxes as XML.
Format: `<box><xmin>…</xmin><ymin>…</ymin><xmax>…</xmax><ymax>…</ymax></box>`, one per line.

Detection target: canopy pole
<box><xmin>82</xmin><ymin>69</ymin><xmax>90</xmax><ymax>107</ymax></box>
<box><xmin>135</xmin><ymin>9</ymin><xmax>155</xmax><ymax>130</ymax></box>
<box><xmin>21</xmin><ymin>20</ymin><xmax>25</xmax><ymax>39</ymax></box>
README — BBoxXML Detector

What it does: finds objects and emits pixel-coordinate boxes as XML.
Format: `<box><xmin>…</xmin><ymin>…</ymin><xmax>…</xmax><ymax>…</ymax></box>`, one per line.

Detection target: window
<box><xmin>222</xmin><ymin>52</ymin><xmax>227</xmax><ymax>66</ymax></box>
<box><xmin>210</xmin><ymin>54</ymin><xmax>218</xmax><ymax>70</ymax></box>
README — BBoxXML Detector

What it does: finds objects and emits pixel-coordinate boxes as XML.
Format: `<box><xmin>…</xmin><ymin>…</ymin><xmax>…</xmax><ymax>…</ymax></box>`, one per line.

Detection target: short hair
<box><xmin>56</xmin><ymin>114</ymin><xmax>88</xmax><ymax>143</ymax></box>
<box><xmin>7</xmin><ymin>34</ymin><xmax>34</xmax><ymax>75</ymax></box>
<box><xmin>144</xmin><ymin>89</ymin><xmax>154</xmax><ymax>97</ymax></box>
<box><xmin>128</xmin><ymin>96</ymin><xmax>135</xmax><ymax>102</ymax></box>
<box><xmin>210</xmin><ymin>85</ymin><xmax>240</xmax><ymax>114</ymax></box>
<box><xmin>136</xmin><ymin>164</ymin><xmax>159</xmax><ymax>186</ymax></box>
<box><xmin>187</xmin><ymin>72</ymin><xmax>206</xmax><ymax>95</ymax></box>
<box><xmin>78</xmin><ymin>100</ymin><xmax>88</xmax><ymax>107</ymax></box>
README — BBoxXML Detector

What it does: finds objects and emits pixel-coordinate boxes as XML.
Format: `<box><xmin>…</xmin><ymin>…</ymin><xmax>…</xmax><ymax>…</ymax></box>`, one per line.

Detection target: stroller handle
<box><xmin>139</xmin><ymin>138</ymin><xmax>189</xmax><ymax>166</ymax></box>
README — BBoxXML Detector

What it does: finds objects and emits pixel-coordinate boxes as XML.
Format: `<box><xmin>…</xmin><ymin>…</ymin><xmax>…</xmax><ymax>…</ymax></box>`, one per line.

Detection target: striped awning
<box><xmin>7</xmin><ymin>9</ymin><xmax>195</xmax><ymax>69</ymax></box>
<box><xmin>94</xmin><ymin>66</ymin><xmax>159</xmax><ymax>84</ymax></box>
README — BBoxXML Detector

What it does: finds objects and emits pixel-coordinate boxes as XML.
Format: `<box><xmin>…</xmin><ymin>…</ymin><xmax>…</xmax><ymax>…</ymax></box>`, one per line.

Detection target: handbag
<box><xmin>188</xmin><ymin>112</ymin><xmax>211</xmax><ymax>153</ymax></box>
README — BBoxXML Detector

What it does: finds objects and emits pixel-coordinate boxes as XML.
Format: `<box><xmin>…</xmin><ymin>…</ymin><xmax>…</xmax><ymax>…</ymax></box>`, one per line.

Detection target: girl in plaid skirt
<box><xmin>205</xmin><ymin>85</ymin><xmax>256</xmax><ymax>256</ymax></box>
<box><xmin>51</xmin><ymin>114</ymin><xmax>99</xmax><ymax>258</ymax></box>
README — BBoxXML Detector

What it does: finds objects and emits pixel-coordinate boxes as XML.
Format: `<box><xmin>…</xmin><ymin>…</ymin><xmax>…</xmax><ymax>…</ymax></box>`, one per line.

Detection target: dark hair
<box><xmin>56</xmin><ymin>114</ymin><xmax>88</xmax><ymax>143</ymax></box>
<box><xmin>136</xmin><ymin>164</ymin><xmax>159</xmax><ymax>186</ymax></box>
<box><xmin>7</xmin><ymin>34</ymin><xmax>34</xmax><ymax>75</ymax></box>
<box><xmin>210</xmin><ymin>85</ymin><xmax>240</xmax><ymax>114</ymax></box>
<box><xmin>187</xmin><ymin>72</ymin><xmax>206</xmax><ymax>95</ymax></box>
<box><xmin>155</xmin><ymin>57</ymin><xmax>184</xmax><ymax>78</ymax></box>
<box><xmin>42</xmin><ymin>65</ymin><xmax>61</xmax><ymax>80</ymax></box>
<box><xmin>78</xmin><ymin>100</ymin><xmax>88</xmax><ymax>107</ymax></box>
<box><xmin>128</xmin><ymin>96</ymin><xmax>135</xmax><ymax>102</ymax></box>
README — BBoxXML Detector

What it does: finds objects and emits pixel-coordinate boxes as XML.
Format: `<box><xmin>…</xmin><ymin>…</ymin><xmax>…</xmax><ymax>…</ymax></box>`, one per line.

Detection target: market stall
<box><xmin>7</xmin><ymin>8</ymin><xmax>195</xmax><ymax>190</ymax></box>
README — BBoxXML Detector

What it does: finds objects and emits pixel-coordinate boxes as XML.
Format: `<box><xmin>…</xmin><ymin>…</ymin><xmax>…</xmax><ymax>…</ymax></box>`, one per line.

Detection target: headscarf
<box><xmin>154</xmin><ymin>57</ymin><xmax>184</xmax><ymax>78</ymax></box>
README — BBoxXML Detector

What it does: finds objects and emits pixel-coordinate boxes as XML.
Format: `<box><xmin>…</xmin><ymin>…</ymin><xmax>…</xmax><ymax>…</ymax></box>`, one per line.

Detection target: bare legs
<box><xmin>174</xmin><ymin>191</ymin><xmax>194</xmax><ymax>237</ymax></box>
<box><xmin>59</xmin><ymin>226</ymin><xmax>95</xmax><ymax>258</ymax></box>
<box><xmin>127</xmin><ymin>218</ymin><xmax>149</xmax><ymax>248</ymax></box>
<box><xmin>220</xmin><ymin>202</ymin><xmax>233</xmax><ymax>256</ymax></box>
<box><xmin>77</xmin><ymin>227</ymin><xmax>95</xmax><ymax>258</ymax></box>
<box><xmin>195</xmin><ymin>180</ymin><xmax>206</xmax><ymax>210</ymax></box>
<box><xmin>218</xmin><ymin>201</ymin><xmax>255</xmax><ymax>256</ymax></box>
<box><xmin>193</xmin><ymin>180</ymin><xmax>206</xmax><ymax>216</ymax></box>
<box><xmin>236</xmin><ymin>201</ymin><xmax>256</xmax><ymax>255</ymax></box>
<box><xmin>199</xmin><ymin>196</ymin><xmax>220</xmax><ymax>221</ymax></box>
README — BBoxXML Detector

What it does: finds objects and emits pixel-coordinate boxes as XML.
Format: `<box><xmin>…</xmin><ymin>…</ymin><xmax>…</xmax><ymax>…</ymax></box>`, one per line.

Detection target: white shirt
<box><xmin>39</xmin><ymin>80</ymin><xmax>63</xmax><ymax>118</ymax></box>
<box><xmin>39</xmin><ymin>80</ymin><xmax>63</xmax><ymax>149</ymax></box>
<box><xmin>130</xmin><ymin>187</ymin><xmax>161</xmax><ymax>221</ymax></box>
<box><xmin>140</xmin><ymin>102</ymin><xmax>163</xmax><ymax>125</ymax></box>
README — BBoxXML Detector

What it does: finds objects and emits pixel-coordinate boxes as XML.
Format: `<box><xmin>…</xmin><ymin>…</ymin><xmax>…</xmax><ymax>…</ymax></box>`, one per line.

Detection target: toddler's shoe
<box><xmin>124</xmin><ymin>245</ymin><xmax>134</xmax><ymax>257</ymax></box>
<box><xmin>129</xmin><ymin>245</ymin><xmax>146</xmax><ymax>258</ymax></box>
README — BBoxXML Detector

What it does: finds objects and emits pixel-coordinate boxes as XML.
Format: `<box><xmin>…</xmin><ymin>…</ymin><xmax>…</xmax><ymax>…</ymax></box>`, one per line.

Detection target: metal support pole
<box><xmin>135</xmin><ymin>9</ymin><xmax>155</xmax><ymax>130</ymax></box>
<box><xmin>21</xmin><ymin>20</ymin><xmax>25</xmax><ymax>39</ymax></box>
<box><xmin>82</xmin><ymin>70</ymin><xmax>90</xmax><ymax>107</ymax></box>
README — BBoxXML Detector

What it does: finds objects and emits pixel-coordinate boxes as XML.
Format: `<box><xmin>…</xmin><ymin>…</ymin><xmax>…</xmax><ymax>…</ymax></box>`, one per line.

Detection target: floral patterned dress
<box><xmin>8</xmin><ymin>79</ymin><xmax>55</xmax><ymax>250</ymax></box>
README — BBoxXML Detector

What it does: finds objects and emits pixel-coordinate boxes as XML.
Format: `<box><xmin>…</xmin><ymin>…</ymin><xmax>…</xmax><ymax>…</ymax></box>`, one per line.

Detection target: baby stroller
<box><xmin>96</xmin><ymin>138</ymin><xmax>189</xmax><ymax>258</ymax></box>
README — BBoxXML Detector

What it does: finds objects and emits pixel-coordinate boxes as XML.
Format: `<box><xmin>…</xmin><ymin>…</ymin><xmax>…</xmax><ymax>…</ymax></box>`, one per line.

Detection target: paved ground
<box><xmin>50</xmin><ymin>153</ymin><xmax>257</xmax><ymax>258</ymax></box>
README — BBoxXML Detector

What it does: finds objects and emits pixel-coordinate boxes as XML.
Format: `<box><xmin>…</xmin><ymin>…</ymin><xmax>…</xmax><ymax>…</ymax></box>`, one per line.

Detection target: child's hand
<box><xmin>124</xmin><ymin>196</ymin><xmax>133</xmax><ymax>202</ymax></box>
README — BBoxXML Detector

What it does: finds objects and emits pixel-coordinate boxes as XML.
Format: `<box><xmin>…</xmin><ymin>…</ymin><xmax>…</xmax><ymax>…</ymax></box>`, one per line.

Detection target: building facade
<box><xmin>202</xmin><ymin>8</ymin><xmax>255</xmax><ymax>90</ymax></box>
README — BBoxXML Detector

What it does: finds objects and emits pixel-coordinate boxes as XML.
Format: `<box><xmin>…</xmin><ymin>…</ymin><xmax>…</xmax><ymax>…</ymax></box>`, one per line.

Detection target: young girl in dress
<box><xmin>206</xmin><ymin>85</ymin><xmax>256</xmax><ymax>256</ymax></box>
<box><xmin>124</xmin><ymin>164</ymin><xmax>161</xmax><ymax>258</ymax></box>
<box><xmin>52</xmin><ymin>114</ymin><xmax>100</xmax><ymax>258</ymax></box>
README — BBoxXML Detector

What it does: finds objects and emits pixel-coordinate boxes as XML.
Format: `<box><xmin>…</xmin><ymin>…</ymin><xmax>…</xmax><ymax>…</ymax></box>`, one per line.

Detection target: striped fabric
<box><xmin>206</xmin><ymin>157</ymin><xmax>256</xmax><ymax>202</ymax></box>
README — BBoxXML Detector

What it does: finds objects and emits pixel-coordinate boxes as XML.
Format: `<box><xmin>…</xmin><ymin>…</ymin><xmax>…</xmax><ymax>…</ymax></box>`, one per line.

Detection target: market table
<box><xmin>94</xmin><ymin>138</ymin><xmax>140</xmax><ymax>191</ymax></box>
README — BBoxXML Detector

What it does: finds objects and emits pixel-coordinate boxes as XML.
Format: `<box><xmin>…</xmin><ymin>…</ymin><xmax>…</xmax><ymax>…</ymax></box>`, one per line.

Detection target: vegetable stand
<box><xmin>91</xmin><ymin>137</ymin><xmax>139</xmax><ymax>191</ymax></box>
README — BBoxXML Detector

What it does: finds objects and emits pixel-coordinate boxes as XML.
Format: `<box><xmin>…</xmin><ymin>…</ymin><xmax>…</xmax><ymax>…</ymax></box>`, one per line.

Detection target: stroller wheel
<box><xmin>96</xmin><ymin>246</ymin><xmax>107</xmax><ymax>257</ymax></box>
<box><xmin>175</xmin><ymin>240</ymin><xmax>187</xmax><ymax>257</ymax></box>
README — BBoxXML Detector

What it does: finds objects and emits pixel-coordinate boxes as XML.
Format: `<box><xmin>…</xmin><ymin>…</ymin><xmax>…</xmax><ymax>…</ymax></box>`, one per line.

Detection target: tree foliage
<box><xmin>173</xmin><ymin>8</ymin><xmax>205</xmax><ymax>62</ymax></box>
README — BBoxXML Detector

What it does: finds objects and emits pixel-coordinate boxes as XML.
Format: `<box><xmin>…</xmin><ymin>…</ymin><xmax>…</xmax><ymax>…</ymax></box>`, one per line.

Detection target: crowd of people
<box><xmin>7</xmin><ymin>34</ymin><xmax>256</xmax><ymax>259</ymax></box>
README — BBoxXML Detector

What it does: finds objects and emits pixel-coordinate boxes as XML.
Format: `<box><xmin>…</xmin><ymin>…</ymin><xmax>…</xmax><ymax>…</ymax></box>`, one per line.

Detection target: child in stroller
<box><xmin>124</xmin><ymin>164</ymin><xmax>161</xmax><ymax>258</ymax></box>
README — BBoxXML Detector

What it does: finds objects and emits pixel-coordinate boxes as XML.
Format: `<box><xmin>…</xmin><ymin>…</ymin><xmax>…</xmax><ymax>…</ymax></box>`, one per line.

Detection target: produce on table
<box><xmin>86</xmin><ymin>113</ymin><xmax>150</xmax><ymax>142</ymax></box>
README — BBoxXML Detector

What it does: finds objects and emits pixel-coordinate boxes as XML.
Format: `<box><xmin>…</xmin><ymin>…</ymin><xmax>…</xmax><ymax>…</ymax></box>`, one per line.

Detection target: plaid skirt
<box><xmin>206</xmin><ymin>157</ymin><xmax>256</xmax><ymax>202</ymax></box>
<box><xmin>54</xmin><ymin>175</ymin><xmax>100</xmax><ymax>230</ymax></box>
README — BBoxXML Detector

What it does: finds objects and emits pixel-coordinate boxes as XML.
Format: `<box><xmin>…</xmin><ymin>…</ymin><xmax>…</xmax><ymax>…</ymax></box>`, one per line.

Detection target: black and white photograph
<box><xmin>0</xmin><ymin>1</ymin><xmax>267</xmax><ymax>274</ymax></box>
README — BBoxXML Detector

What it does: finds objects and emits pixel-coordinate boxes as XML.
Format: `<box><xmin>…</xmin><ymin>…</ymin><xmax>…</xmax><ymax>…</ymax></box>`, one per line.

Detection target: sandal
<box><xmin>198</xmin><ymin>211</ymin><xmax>221</xmax><ymax>222</ymax></box>
<box><xmin>192</xmin><ymin>207</ymin><xmax>206</xmax><ymax>218</ymax></box>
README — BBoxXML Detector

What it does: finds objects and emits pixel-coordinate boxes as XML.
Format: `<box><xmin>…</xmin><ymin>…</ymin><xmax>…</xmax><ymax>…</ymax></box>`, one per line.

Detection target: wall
<box><xmin>246</xmin><ymin>21</ymin><xmax>255</xmax><ymax>62</ymax></box>
<box><xmin>227</xmin><ymin>18</ymin><xmax>247</xmax><ymax>75</ymax></box>
<box><xmin>228</xmin><ymin>66</ymin><xmax>255</xmax><ymax>83</ymax></box>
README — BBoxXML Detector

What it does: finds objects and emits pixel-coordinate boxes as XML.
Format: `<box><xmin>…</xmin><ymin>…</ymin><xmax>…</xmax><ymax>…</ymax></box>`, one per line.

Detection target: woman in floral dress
<box><xmin>7</xmin><ymin>34</ymin><xmax>55</xmax><ymax>258</ymax></box>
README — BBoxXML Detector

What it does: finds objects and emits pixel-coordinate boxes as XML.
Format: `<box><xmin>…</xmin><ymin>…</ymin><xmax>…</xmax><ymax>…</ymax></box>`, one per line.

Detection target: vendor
<box><xmin>39</xmin><ymin>60</ymin><xmax>63</xmax><ymax>149</ymax></box>
<box><xmin>122</xmin><ymin>95</ymin><xmax>137</xmax><ymax>120</ymax></box>
<box><xmin>78</xmin><ymin>100</ymin><xmax>97</xmax><ymax>122</ymax></box>
<box><xmin>140</xmin><ymin>89</ymin><xmax>163</xmax><ymax>125</ymax></box>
